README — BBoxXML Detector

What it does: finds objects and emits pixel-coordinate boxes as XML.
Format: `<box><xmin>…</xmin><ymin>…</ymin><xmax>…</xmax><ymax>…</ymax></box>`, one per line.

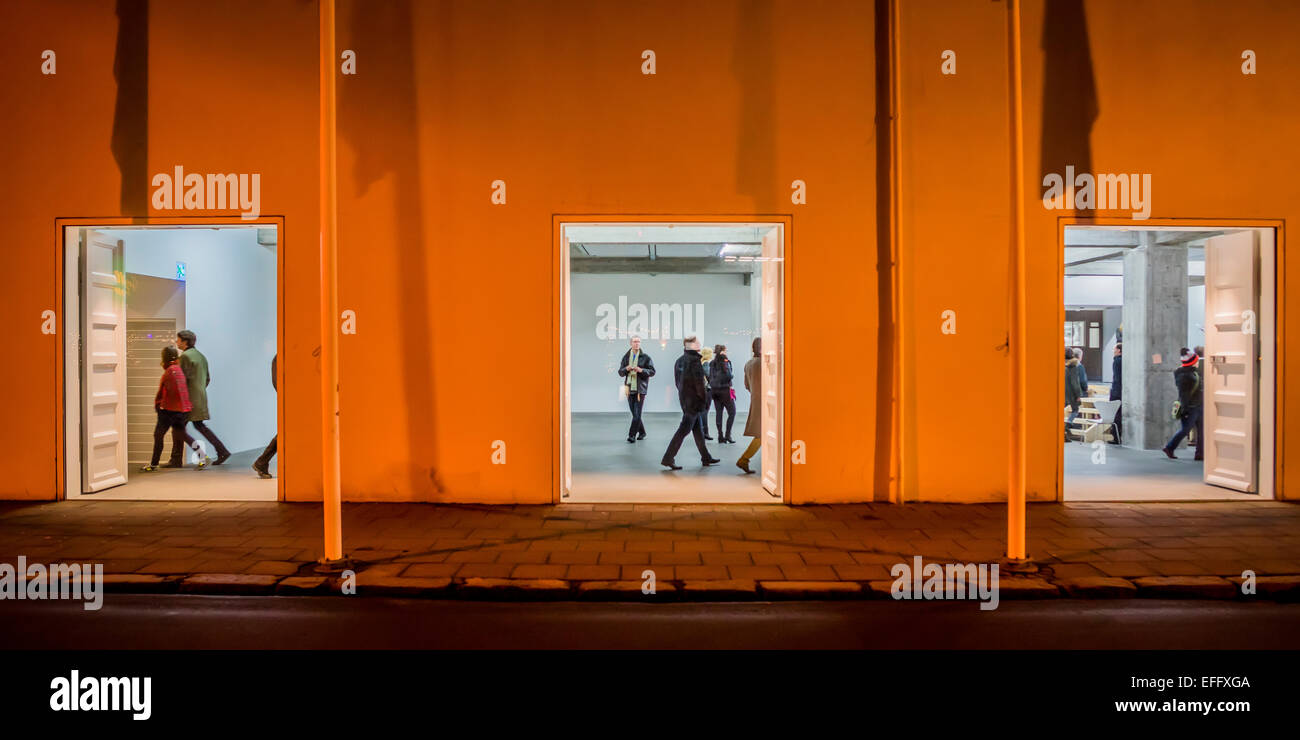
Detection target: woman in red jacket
<box><xmin>141</xmin><ymin>346</ymin><xmax>204</xmax><ymax>471</ymax></box>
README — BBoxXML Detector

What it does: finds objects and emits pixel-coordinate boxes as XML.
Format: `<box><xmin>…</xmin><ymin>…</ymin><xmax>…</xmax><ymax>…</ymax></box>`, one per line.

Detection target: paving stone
<box><xmin>1055</xmin><ymin>576</ymin><xmax>1139</xmax><ymax>599</ymax></box>
<box><xmin>275</xmin><ymin>576</ymin><xmax>331</xmax><ymax>595</ymax></box>
<box><xmin>995</xmin><ymin>577</ymin><xmax>1061</xmax><ymax>599</ymax></box>
<box><xmin>679</xmin><ymin>579</ymin><xmax>759</xmax><ymax>600</ymax></box>
<box><xmin>1133</xmin><ymin>576</ymin><xmax>1237</xmax><ymax>599</ymax></box>
<box><xmin>457</xmin><ymin>577</ymin><xmax>572</xmax><ymax>600</ymax></box>
<box><xmin>576</xmin><ymin>580</ymin><xmax>678</xmax><ymax>600</ymax></box>
<box><xmin>1227</xmin><ymin>575</ymin><xmax>1300</xmax><ymax>600</ymax></box>
<box><xmin>355</xmin><ymin>576</ymin><xmax>453</xmax><ymax>598</ymax></box>
<box><xmin>100</xmin><ymin>574</ymin><xmax>181</xmax><ymax>594</ymax></box>
<box><xmin>178</xmin><ymin>574</ymin><xmax>280</xmax><ymax>595</ymax></box>
<box><xmin>759</xmin><ymin>581</ymin><xmax>864</xmax><ymax>599</ymax></box>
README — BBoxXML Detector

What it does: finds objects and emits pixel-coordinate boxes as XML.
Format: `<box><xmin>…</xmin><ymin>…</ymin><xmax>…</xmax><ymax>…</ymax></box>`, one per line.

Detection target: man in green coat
<box><xmin>176</xmin><ymin>330</ymin><xmax>232</xmax><ymax>466</ymax></box>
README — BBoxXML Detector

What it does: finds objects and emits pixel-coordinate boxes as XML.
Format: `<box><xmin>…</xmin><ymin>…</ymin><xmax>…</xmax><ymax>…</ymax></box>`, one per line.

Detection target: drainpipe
<box><xmin>1005</xmin><ymin>0</ymin><xmax>1029</xmax><ymax>561</ymax></box>
<box><xmin>319</xmin><ymin>0</ymin><xmax>345</xmax><ymax>565</ymax></box>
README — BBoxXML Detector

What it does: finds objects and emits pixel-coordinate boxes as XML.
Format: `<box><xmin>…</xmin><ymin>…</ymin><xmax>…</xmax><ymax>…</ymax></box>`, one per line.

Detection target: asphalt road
<box><xmin>3</xmin><ymin>595</ymin><xmax>1299</xmax><ymax>650</ymax></box>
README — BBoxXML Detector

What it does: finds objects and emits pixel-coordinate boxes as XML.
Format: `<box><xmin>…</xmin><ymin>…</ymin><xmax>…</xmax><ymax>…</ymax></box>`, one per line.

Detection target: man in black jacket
<box><xmin>1162</xmin><ymin>347</ymin><xmax>1204</xmax><ymax>460</ymax></box>
<box><xmin>661</xmin><ymin>337</ymin><xmax>720</xmax><ymax>470</ymax></box>
<box><xmin>1109</xmin><ymin>342</ymin><xmax>1122</xmax><ymax>444</ymax></box>
<box><xmin>617</xmin><ymin>336</ymin><xmax>655</xmax><ymax>443</ymax></box>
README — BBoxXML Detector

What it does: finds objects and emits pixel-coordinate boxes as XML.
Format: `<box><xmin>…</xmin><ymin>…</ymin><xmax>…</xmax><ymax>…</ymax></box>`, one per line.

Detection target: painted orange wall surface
<box><xmin>0</xmin><ymin>1</ymin><xmax>1295</xmax><ymax>504</ymax></box>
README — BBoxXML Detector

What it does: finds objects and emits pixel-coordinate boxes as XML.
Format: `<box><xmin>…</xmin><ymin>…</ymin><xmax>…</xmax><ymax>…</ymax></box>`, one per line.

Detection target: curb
<box><xmin>87</xmin><ymin>572</ymin><xmax>1300</xmax><ymax>602</ymax></box>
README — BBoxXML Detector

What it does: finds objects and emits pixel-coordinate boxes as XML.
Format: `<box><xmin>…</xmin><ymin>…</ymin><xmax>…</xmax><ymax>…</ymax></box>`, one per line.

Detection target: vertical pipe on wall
<box><xmin>1005</xmin><ymin>0</ymin><xmax>1028</xmax><ymax>560</ymax></box>
<box><xmin>888</xmin><ymin>0</ymin><xmax>905</xmax><ymax>503</ymax></box>
<box><xmin>319</xmin><ymin>0</ymin><xmax>344</xmax><ymax>562</ymax></box>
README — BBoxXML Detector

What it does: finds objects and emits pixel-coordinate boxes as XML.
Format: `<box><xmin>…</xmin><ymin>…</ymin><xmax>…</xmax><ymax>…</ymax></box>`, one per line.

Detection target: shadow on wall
<box><xmin>731</xmin><ymin>0</ymin><xmax>776</xmax><ymax>206</ymax></box>
<box><xmin>1039</xmin><ymin>0</ymin><xmax>1097</xmax><ymax>184</ymax></box>
<box><xmin>340</xmin><ymin>0</ymin><xmax>440</xmax><ymax>497</ymax></box>
<box><xmin>111</xmin><ymin>0</ymin><xmax>149</xmax><ymax>218</ymax></box>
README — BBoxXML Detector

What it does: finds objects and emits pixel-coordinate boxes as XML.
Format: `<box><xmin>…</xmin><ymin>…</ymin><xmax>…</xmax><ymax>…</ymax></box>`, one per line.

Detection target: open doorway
<box><xmin>63</xmin><ymin>224</ymin><xmax>280</xmax><ymax>501</ymax></box>
<box><xmin>1061</xmin><ymin>225</ymin><xmax>1275</xmax><ymax>501</ymax></box>
<box><xmin>559</xmin><ymin>222</ymin><xmax>784</xmax><ymax>503</ymax></box>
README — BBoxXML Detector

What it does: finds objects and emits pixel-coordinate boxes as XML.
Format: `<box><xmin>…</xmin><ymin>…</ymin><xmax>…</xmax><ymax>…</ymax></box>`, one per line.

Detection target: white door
<box><xmin>759</xmin><ymin>227</ymin><xmax>783</xmax><ymax>497</ymax></box>
<box><xmin>1202</xmin><ymin>230</ymin><xmax>1258</xmax><ymax>492</ymax></box>
<box><xmin>81</xmin><ymin>231</ymin><xmax>129</xmax><ymax>492</ymax></box>
<box><xmin>561</xmin><ymin>232</ymin><xmax>572</xmax><ymax>497</ymax></box>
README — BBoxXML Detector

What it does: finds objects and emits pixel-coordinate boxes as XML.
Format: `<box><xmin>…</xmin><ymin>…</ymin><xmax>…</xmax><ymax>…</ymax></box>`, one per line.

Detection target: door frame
<box><xmin>1055</xmin><ymin>216</ymin><xmax>1285</xmax><ymax>501</ymax></box>
<box><xmin>55</xmin><ymin>216</ymin><xmax>286</xmax><ymax>502</ymax></box>
<box><xmin>551</xmin><ymin>214</ymin><xmax>793</xmax><ymax>504</ymax></box>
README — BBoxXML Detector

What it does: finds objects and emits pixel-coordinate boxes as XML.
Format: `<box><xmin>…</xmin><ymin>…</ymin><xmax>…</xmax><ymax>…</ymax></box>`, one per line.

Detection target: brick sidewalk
<box><xmin>2</xmin><ymin>500</ymin><xmax>1299</xmax><ymax>600</ymax></box>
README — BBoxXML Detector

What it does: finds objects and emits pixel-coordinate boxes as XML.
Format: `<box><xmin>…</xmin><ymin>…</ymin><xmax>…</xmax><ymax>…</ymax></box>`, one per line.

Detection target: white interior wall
<box><xmin>107</xmin><ymin>227</ymin><xmax>277</xmax><ymax>454</ymax></box>
<box><xmin>570</xmin><ymin>273</ymin><xmax>758</xmax><ymax>413</ymax></box>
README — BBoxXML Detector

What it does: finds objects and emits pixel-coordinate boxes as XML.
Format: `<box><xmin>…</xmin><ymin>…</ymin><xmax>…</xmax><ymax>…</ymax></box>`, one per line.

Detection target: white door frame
<box><xmin>557</xmin><ymin>220</ymin><xmax>787</xmax><ymax>503</ymax></box>
<box><xmin>62</xmin><ymin>223</ymin><xmax>282</xmax><ymax>499</ymax></box>
<box><xmin>1060</xmin><ymin>224</ymin><xmax>1277</xmax><ymax>501</ymax></box>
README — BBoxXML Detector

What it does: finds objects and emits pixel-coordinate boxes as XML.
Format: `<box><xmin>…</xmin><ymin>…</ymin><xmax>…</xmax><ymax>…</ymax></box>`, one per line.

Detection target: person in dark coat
<box><xmin>737</xmin><ymin>337</ymin><xmax>763</xmax><ymax>473</ymax></box>
<box><xmin>709</xmin><ymin>344</ymin><xmax>736</xmax><ymax>443</ymax></box>
<box><xmin>661</xmin><ymin>336</ymin><xmax>719</xmax><ymax>470</ymax></box>
<box><xmin>1109</xmin><ymin>342</ymin><xmax>1122</xmax><ymax>444</ymax></box>
<box><xmin>617</xmin><ymin>336</ymin><xmax>656</xmax><ymax>443</ymax></box>
<box><xmin>1073</xmin><ymin>347</ymin><xmax>1089</xmax><ymax>395</ymax></box>
<box><xmin>253</xmin><ymin>354</ymin><xmax>278</xmax><ymax>478</ymax></box>
<box><xmin>1065</xmin><ymin>348</ymin><xmax>1083</xmax><ymax>442</ymax></box>
<box><xmin>675</xmin><ymin>346</ymin><xmax>707</xmax><ymax>439</ymax></box>
<box><xmin>1162</xmin><ymin>348</ymin><xmax>1204</xmax><ymax>460</ymax></box>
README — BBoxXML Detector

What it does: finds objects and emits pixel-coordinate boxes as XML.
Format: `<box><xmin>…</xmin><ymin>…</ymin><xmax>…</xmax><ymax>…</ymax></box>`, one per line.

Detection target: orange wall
<box><xmin>898</xmin><ymin>0</ymin><xmax>1300</xmax><ymax>502</ymax></box>
<box><xmin>1</xmin><ymin>0</ymin><xmax>1295</xmax><ymax>504</ymax></box>
<box><xmin>0</xmin><ymin>0</ymin><xmax>879</xmax><ymax>503</ymax></box>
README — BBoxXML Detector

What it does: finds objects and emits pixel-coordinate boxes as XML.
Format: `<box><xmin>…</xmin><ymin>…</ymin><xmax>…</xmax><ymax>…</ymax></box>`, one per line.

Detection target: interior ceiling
<box><xmin>1064</xmin><ymin>228</ymin><xmax>1219</xmax><ymax>277</ymax></box>
<box><xmin>566</xmin><ymin>224</ymin><xmax>768</xmax><ymax>258</ymax></box>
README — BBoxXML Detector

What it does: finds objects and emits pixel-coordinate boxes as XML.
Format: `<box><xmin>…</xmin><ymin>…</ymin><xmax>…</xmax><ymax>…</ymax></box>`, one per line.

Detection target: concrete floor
<box><xmin>1063</xmin><ymin>440</ymin><xmax>1261</xmax><ymax>501</ymax></box>
<box><xmin>568</xmin><ymin>412</ymin><xmax>774</xmax><ymax>503</ymax></box>
<box><xmin>74</xmin><ymin>448</ymin><xmax>278</xmax><ymax>502</ymax></box>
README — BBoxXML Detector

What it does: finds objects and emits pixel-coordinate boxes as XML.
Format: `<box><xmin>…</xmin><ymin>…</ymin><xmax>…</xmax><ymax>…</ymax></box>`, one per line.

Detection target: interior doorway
<box><xmin>1061</xmin><ymin>225</ymin><xmax>1275</xmax><ymax>502</ymax></box>
<box><xmin>63</xmin><ymin>224</ymin><xmax>280</xmax><ymax>501</ymax></box>
<box><xmin>559</xmin><ymin>222</ymin><xmax>785</xmax><ymax>503</ymax></box>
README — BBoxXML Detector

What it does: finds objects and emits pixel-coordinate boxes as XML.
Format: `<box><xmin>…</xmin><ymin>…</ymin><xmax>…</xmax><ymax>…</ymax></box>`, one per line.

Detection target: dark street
<box><xmin>4</xmin><ymin>595</ymin><xmax>1299</xmax><ymax>650</ymax></box>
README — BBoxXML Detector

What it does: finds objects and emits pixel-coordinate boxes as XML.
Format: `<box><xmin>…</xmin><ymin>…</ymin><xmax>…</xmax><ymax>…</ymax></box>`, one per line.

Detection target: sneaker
<box><xmin>140</xmin><ymin>464</ymin><xmax>158</xmax><ymax>472</ymax></box>
<box><xmin>195</xmin><ymin>454</ymin><xmax>211</xmax><ymax>469</ymax></box>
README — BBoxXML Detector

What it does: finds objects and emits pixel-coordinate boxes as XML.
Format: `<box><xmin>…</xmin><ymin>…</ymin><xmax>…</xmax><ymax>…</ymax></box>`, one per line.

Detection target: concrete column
<box><xmin>1121</xmin><ymin>235</ymin><xmax>1188</xmax><ymax>449</ymax></box>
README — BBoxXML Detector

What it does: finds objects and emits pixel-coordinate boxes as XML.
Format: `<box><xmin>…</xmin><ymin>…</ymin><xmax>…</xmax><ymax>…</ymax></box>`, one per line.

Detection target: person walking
<box><xmin>700</xmin><ymin>346</ymin><xmax>715</xmax><ymax>440</ymax></box>
<box><xmin>176</xmin><ymin>330</ymin><xmax>232</xmax><ymax>466</ymax></box>
<box><xmin>661</xmin><ymin>336</ymin><xmax>720</xmax><ymax>470</ymax></box>
<box><xmin>709</xmin><ymin>343</ymin><xmax>736</xmax><ymax>443</ymax></box>
<box><xmin>141</xmin><ymin>346</ymin><xmax>203</xmax><ymax>471</ymax></box>
<box><xmin>675</xmin><ymin>341</ymin><xmax>707</xmax><ymax>440</ymax></box>
<box><xmin>737</xmin><ymin>337</ymin><xmax>763</xmax><ymax>473</ymax></box>
<box><xmin>1109</xmin><ymin>342</ymin><xmax>1122</xmax><ymax>444</ymax></box>
<box><xmin>617</xmin><ymin>336</ymin><xmax>655</xmax><ymax>443</ymax></box>
<box><xmin>1065</xmin><ymin>348</ymin><xmax>1083</xmax><ymax>442</ymax></box>
<box><xmin>1162</xmin><ymin>347</ymin><xmax>1204</xmax><ymax>460</ymax></box>
<box><xmin>252</xmin><ymin>354</ymin><xmax>278</xmax><ymax>479</ymax></box>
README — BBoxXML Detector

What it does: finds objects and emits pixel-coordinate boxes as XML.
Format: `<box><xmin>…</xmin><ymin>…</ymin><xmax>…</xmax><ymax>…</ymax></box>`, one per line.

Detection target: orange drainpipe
<box><xmin>319</xmin><ymin>0</ymin><xmax>344</xmax><ymax>563</ymax></box>
<box><xmin>1006</xmin><ymin>0</ymin><xmax>1028</xmax><ymax>560</ymax></box>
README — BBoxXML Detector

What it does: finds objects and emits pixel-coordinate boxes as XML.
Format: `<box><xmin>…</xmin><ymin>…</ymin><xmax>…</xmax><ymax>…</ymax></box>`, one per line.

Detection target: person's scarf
<box><xmin>627</xmin><ymin>350</ymin><xmax>639</xmax><ymax>390</ymax></box>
